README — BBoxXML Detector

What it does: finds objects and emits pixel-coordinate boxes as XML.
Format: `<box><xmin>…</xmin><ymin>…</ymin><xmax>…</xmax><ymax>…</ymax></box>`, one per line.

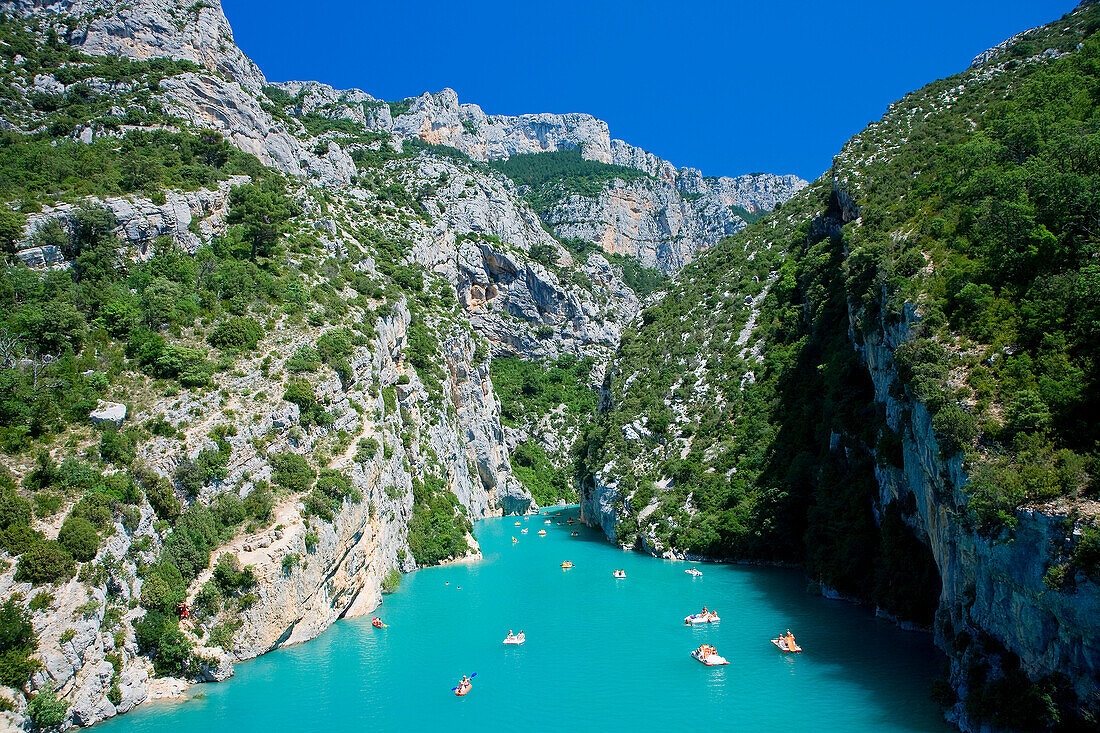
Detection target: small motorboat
<box><xmin>544</xmin><ymin>519</ymin><xmax>552</xmax><ymax>525</ymax></box>
<box><xmin>521</xmin><ymin>528</ymin><xmax>528</xmax><ymax>534</ymax></box>
<box><xmin>371</xmin><ymin>617</ymin><xmax>387</xmax><ymax>629</ymax></box>
<box><xmin>503</xmin><ymin>631</ymin><xmax>525</xmax><ymax>645</ymax></box>
<box><xmin>684</xmin><ymin>611</ymin><xmax>720</xmax><ymax>625</ymax></box>
<box><xmin>691</xmin><ymin>644</ymin><xmax>729</xmax><ymax>666</ymax></box>
<box><xmin>561</xmin><ymin>561</ymin><xmax>574</xmax><ymax>569</ymax></box>
<box><xmin>771</xmin><ymin>631</ymin><xmax>802</xmax><ymax>653</ymax></box>
<box><xmin>538</xmin><ymin>530</ymin><xmax>546</xmax><ymax>536</ymax></box>
<box><xmin>685</xmin><ymin>567</ymin><xmax>703</xmax><ymax>577</ymax></box>
<box><xmin>613</xmin><ymin>570</ymin><xmax>626</xmax><ymax>579</ymax></box>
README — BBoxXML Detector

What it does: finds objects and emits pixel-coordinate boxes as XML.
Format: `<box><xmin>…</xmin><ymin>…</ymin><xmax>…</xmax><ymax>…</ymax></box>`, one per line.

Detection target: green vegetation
<box><xmin>490</xmin><ymin>355</ymin><xmax>597</xmax><ymax>427</ymax></box>
<box><xmin>407</xmin><ymin>475</ymin><xmax>471</xmax><ymax>566</ymax></box>
<box><xmin>269</xmin><ymin>453</ymin><xmax>315</xmax><ymax>494</ymax></box>
<box><xmin>580</xmin><ymin>7</ymin><xmax>1100</xmax><ymax>651</ymax></box>
<box><xmin>381</xmin><ymin>567</ymin><xmax>401</xmax><ymax>594</ymax></box>
<box><xmin>490</xmin><ymin>355</ymin><xmax>598</xmax><ymax>503</ymax></box>
<box><xmin>26</xmin><ymin>686</ymin><xmax>66</xmax><ymax>729</ymax></box>
<box><xmin>0</xmin><ymin>600</ymin><xmax>38</xmax><ymax>688</ymax></box>
<box><xmin>489</xmin><ymin>149</ymin><xmax>648</xmax><ymax>210</ymax></box>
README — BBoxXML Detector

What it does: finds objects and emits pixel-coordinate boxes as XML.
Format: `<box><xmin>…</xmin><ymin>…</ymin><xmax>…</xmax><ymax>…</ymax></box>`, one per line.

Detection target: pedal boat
<box><xmin>613</xmin><ymin>570</ymin><xmax>626</xmax><ymax>579</ymax></box>
<box><xmin>771</xmin><ymin>633</ymin><xmax>802</xmax><ymax>653</ymax></box>
<box><xmin>503</xmin><ymin>632</ymin><xmax>525</xmax><ymax>645</ymax></box>
<box><xmin>691</xmin><ymin>645</ymin><xmax>729</xmax><ymax>666</ymax></box>
<box><xmin>684</xmin><ymin>612</ymin><xmax>720</xmax><ymax>625</ymax></box>
<box><xmin>685</xmin><ymin>567</ymin><xmax>703</xmax><ymax>577</ymax></box>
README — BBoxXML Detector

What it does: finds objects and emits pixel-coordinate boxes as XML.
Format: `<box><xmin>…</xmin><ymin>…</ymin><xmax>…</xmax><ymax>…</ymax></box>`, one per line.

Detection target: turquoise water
<box><xmin>101</xmin><ymin>507</ymin><xmax>950</xmax><ymax>732</ymax></box>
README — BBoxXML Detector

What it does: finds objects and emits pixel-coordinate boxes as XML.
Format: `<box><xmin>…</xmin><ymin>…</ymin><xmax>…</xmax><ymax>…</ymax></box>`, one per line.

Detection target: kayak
<box><xmin>503</xmin><ymin>632</ymin><xmax>525</xmax><ymax>645</ymax></box>
<box><xmin>684</xmin><ymin>612</ymin><xmax>720</xmax><ymax>625</ymax></box>
<box><xmin>691</xmin><ymin>647</ymin><xmax>729</xmax><ymax>666</ymax></box>
<box><xmin>771</xmin><ymin>636</ymin><xmax>803</xmax><ymax>653</ymax></box>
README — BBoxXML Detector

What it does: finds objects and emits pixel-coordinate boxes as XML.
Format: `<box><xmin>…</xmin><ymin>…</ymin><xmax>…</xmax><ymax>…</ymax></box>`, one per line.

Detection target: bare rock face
<box><xmin>856</xmin><ymin>298</ymin><xmax>1100</xmax><ymax>722</ymax></box>
<box><xmin>17</xmin><ymin>176</ymin><xmax>247</xmax><ymax>264</ymax></box>
<box><xmin>0</xmin><ymin>0</ymin><xmax>266</xmax><ymax>94</ymax></box>
<box><xmin>88</xmin><ymin>401</ymin><xmax>127</xmax><ymax>427</ymax></box>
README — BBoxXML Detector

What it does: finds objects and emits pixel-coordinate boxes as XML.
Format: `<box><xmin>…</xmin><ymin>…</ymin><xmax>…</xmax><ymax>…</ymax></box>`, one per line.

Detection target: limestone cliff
<box><xmin>0</xmin><ymin>0</ymin><xmax>640</xmax><ymax>727</ymax></box>
<box><xmin>276</xmin><ymin>82</ymin><xmax>807</xmax><ymax>273</ymax></box>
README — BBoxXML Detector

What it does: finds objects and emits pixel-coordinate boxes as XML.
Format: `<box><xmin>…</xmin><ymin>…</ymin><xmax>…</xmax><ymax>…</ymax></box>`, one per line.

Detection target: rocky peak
<box><xmin>0</xmin><ymin>0</ymin><xmax>267</xmax><ymax>94</ymax></box>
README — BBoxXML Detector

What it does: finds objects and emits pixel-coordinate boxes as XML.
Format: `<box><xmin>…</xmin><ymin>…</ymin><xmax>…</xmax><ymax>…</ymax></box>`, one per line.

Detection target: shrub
<box><xmin>210</xmin><ymin>492</ymin><xmax>245</xmax><ymax>528</ymax></box>
<box><xmin>270</xmin><ymin>453</ymin><xmax>315</xmax><ymax>494</ymax></box>
<box><xmin>0</xmin><ymin>600</ymin><xmax>38</xmax><ymax>688</ymax></box>
<box><xmin>211</xmin><ymin>554</ymin><xmax>256</xmax><ymax>595</ymax></box>
<box><xmin>281</xmin><ymin>553</ymin><xmax>299</xmax><ymax>574</ymax></box>
<box><xmin>285</xmin><ymin>345</ymin><xmax>320</xmax><ymax>372</ymax></box>
<box><xmin>28</xmin><ymin>591</ymin><xmax>54</xmax><ymax>612</ymax></box>
<box><xmin>355</xmin><ymin>438</ymin><xmax>379</xmax><ymax>463</ymax></box>
<box><xmin>208</xmin><ymin>316</ymin><xmax>264</xmax><ymax>350</ymax></box>
<box><xmin>143</xmin><ymin>475</ymin><xmax>181</xmax><ymax>522</ymax></box>
<box><xmin>14</xmin><ymin>541</ymin><xmax>75</xmax><ymax>585</ymax></box>
<box><xmin>98</xmin><ymin>428</ymin><xmax>136</xmax><ymax>466</ymax></box>
<box><xmin>134</xmin><ymin>610</ymin><xmax>192</xmax><ymax>676</ymax></box>
<box><xmin>242</xmin><ymin>484</ymin><xmax>274</xmax><ymax>522</ymax></box>
<box><xmin>139</xmin><ymin>561</ymin><xmax>187</xmax><ymax>614</ymax></box>
<box><xmin>58</xmin><ymin>516</ymin><xmax>99</xmax><ymax>562</ymax></box>
<box><xmin>26</xmin><ymin>686</ymin><xmax>67</xmax><ymax>730</ymax></box>
<box><xmin>381</xmin><ymin>568</ymin><xmax>401</xmax><ymax>594</ymax></box>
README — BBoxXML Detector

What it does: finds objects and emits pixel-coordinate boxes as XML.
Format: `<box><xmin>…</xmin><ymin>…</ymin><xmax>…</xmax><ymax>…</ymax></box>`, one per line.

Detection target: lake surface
<box><xmin>101</xmin><ymin>507</ymin><xmax>951</xmax><ymax>732</ymax></box>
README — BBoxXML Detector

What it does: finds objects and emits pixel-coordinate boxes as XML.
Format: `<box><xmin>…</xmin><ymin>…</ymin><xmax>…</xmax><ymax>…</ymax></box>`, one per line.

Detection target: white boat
<box><xmin>503</xmin><ymin>632</ymin><xmax>526</xmax><ymax>645</ymax></box>
<box><xmin>520</xmin><ymin>528</ymin><xmax>528</xmax><ymax>534</ymax></box>
<box><xmin>613</xmin><ymin>570</ymin><xmax>626</xmax><ymax>579</ymax></box>
<box><xmin>690</xmin><ymin>646</ymin><xmax>729</xmax><ymax>666</ymax></box>
<box><xmin>770</xmin><ymin>633</ymin><xmax>802</xmax><ymax>653</ymax></box>
<box><xmin>685</xmin><ymin>567</ymin><xmax>703</xmax><ymax>577</ymax></box>
<box><xmin>684</xmin><ymin>612</ymin><xmax>720</xmax><ymax>625</ymax></box>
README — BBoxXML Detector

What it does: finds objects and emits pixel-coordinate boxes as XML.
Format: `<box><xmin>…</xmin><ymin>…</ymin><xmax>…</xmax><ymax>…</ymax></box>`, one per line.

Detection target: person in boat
<box><xmin>702</xmin><ymin>606</ymin><xmax>708</xmax><ymax>615</ymax></box>
<box><xmin>508</xmin><ymin>629</ymin><xmax>514</xmax><ymax>638</ymax></box>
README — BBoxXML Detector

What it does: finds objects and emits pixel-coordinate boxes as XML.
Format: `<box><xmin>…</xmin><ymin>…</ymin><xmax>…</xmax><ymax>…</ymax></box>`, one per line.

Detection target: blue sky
<box><xmin>222</xmin><ymin>1</ymin><xmax>1077</xmax><ymax>182</ymax></box>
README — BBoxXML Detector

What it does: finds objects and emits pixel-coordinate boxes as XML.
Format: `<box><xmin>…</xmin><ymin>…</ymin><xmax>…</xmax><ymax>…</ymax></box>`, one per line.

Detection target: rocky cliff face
<box><xmin>0</xmin><ymin>0</ymin><xmax>649</xmax><ymax>728</ymax></box>
<box><xmin>276</xmin><ymin>82</ymin><xmax>807</xmax><ymax>273</ymax></box>
<box><xmin>579</xmin><ymin>4</ymin><xmax>1100</xmax><ymax>728</ymax></box>
<box><xmin>858</xmin><ymin>297</ymin><xmax>1100</xmax><ymax>731</ymax></box>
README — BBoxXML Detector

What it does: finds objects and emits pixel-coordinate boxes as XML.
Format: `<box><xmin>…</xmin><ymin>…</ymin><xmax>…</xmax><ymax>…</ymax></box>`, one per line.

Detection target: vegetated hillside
<box><xmin>272</xmin><ymin>81</ymin><xmax>808</xmax><ymax>274</ymax></box>
<box><xmin>581</xmin><ymin>2</ymin><xmax>1100</xmax><ymax>729</ymax></box>
<box><xmin>0</xmin><ymin>0</ymin><xmax>647</xmax><ymax>727</ymax></box>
